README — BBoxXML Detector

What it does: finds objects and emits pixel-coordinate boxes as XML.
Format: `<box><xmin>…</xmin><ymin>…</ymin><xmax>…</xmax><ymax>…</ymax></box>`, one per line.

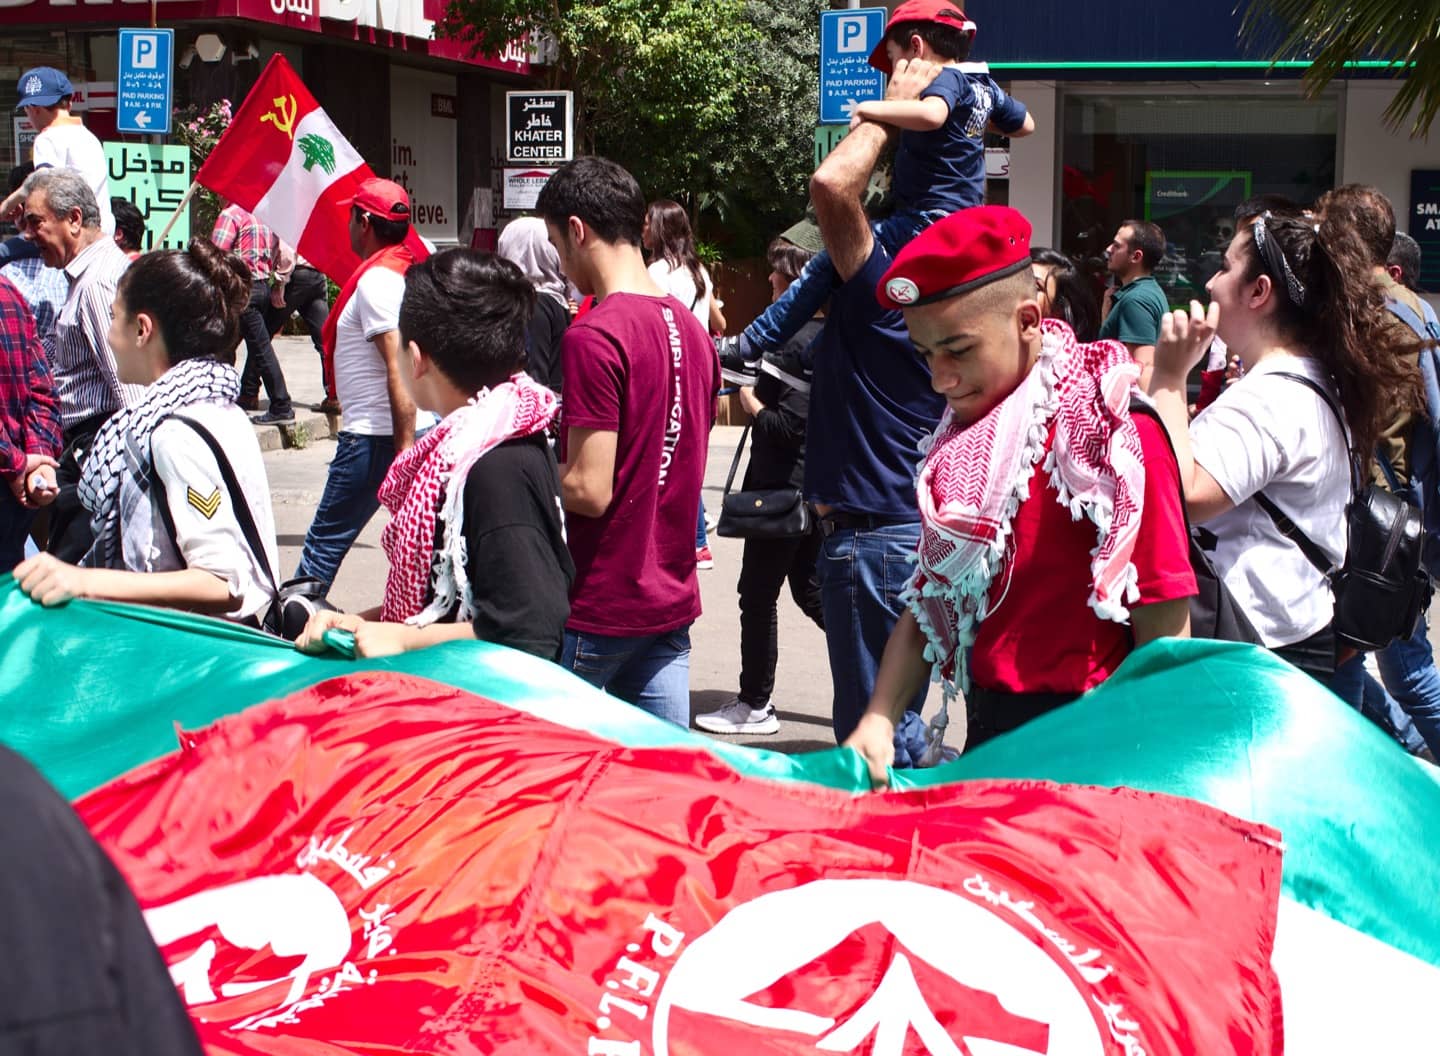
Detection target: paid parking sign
<box><xmin>819</xmin><ymin>8</ymin><xmax>886</xmax><ymax>125</ymax></box>
<box><xmin>117</xmin><ymin>29</ymin><xmax>173</xmax><ymax>135</ymax></box>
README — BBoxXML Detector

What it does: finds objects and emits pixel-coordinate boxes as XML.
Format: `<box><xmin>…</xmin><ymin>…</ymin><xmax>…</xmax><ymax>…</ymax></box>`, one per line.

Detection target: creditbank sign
<box><xmin>0</xmin><ymin>0</ymin><xmax>530</xmax><ymax>71</ymax></box>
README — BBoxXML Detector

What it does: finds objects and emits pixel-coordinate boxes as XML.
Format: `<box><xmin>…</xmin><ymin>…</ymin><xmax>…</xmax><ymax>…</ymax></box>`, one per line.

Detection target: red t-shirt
<box><xmin>560</xmin><ymin>292</ymin><xmax>719</xmax><ymax>636</ymax></box>
<box><xmin>969</xmin><ymin>413</ymin><xmax>1196</xmax><ymax>694</ymax></box>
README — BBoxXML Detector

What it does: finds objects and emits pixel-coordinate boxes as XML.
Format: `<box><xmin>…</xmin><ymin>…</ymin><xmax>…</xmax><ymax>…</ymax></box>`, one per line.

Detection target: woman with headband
<box><xmin>1148</xmin><ymin>210</ymin><xmax>1420</xmax><ymax>679</ymax></box>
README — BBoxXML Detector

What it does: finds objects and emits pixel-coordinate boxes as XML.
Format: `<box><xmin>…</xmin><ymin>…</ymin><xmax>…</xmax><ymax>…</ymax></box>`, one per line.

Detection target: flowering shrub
<box><xmin>171</xmin><ymin>98</ymin><xmax>233</xmax><ymax>236</ymax></box>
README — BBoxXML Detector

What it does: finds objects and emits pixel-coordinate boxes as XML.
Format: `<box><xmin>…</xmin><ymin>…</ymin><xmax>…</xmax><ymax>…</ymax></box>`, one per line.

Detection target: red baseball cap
<box><xmin>341</xmin><ymin>177</ymin><xmax>411</xmax><ymax>221</ymax></box>
<box><xmin>876</xmin><ymin>206</ymin><xmax>1031</xmax><ymax>310</ymax></box>
<box><xmin>869</xmin><ymin>1</ymin><xmax>977</xmax><ymax>74</ymax></box>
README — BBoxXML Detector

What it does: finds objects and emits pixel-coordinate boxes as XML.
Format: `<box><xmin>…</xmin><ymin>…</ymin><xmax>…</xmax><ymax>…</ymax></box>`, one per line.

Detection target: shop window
<box><xmin>1059</xmin><ymin>90</ymin><xmax>1338</xmax><ymax>307</ymax></box>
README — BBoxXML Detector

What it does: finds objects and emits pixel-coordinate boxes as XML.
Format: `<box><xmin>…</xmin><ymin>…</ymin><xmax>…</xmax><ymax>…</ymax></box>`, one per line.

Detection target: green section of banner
<box><xmin>3</xmin><ymin>578</ymin><xmax>1439</xmax><ymax>967</ymax></box>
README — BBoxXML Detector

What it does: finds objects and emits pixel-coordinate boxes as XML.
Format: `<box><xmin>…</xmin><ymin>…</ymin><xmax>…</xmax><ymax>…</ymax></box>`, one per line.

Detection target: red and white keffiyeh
<box><xmin>378</xmin><ymin>373</ymin><xmax>559</xmax><ymax>625</ymax></box>
<box><xmin>904</xmin><ymin>318</ymin><xmax>1147</xmax><ymax>702</ymax></box>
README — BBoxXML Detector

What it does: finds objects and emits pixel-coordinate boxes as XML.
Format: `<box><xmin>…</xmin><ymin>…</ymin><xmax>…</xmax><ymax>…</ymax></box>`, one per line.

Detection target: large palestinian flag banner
<box><xmin>2</xmin><ymin>580</ymin><xmax>1438</xmax><ymax>1053</ymax></box>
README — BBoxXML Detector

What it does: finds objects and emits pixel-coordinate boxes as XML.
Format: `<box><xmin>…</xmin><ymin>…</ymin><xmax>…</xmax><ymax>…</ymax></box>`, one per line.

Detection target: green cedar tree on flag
<box><xmin>1</xmin><ymin>579</ymin><xmax>1438</xmax><ymax>1053</ymax></box>
<box><xmin>196</xmin><ymin>54</ymin><xmax>368</xmax><ymax>284</ymax></box>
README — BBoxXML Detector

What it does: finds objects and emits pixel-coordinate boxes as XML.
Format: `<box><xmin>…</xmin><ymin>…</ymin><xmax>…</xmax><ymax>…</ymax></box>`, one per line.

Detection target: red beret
<box><xmin>876</xmin><ymin>205</ymin><xmax>1032</xmax><ymax>310</ymax></box>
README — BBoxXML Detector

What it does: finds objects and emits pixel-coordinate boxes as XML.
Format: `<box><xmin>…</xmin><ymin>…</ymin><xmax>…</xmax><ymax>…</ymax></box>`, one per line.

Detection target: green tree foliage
<box><xmin>439</xmin><ymin>0</ymin><xmax>826</xmax><ymax>254</ymax></box>
<box><xmin>1242</xmin><ymin>0</ymin><xmax>1440</xmax><ymax>135</ymax></box>
<box><xmin>299</xmin><ymin>133</ymin><xmax>338</xmax><ymax>175</ymax></box>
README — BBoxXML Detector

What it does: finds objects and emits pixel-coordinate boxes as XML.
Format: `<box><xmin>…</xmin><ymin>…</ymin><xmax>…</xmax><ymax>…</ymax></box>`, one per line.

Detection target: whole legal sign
<box><xmin>506</xmin><ymin>91</ymin><xmax>573</xmax><ymax>165</ymax></box>
<box><xmin>819</xmin><ymin>8</ymin><xmax>886</xmax><ymax>125</ymax></box>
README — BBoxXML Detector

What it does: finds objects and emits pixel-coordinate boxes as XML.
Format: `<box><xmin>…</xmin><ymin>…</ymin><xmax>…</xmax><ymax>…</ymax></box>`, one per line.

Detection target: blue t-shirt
<box><xmin>891</xmin><ymin>67</ymin><xmax>1028</xmax><ymax>215</ymax></box>
<box><xmin>804</xmin><ymin>242</ymin><xmax>945</xmax><ymax>517</ymax></box>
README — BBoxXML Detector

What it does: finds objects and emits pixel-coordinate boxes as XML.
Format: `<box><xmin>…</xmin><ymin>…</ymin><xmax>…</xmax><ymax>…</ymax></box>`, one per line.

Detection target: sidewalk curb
<box><xmin>253</xmin><ymin>410</ymin><xmax>339</xmax><ymax>452</ymax></box>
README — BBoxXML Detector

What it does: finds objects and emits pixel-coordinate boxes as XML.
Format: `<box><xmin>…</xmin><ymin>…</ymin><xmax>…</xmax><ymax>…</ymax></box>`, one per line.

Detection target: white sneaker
<box><xmin>695</xmin><ymin>698</ymin><xmax>780</xmax><ymax>735</ymax></box>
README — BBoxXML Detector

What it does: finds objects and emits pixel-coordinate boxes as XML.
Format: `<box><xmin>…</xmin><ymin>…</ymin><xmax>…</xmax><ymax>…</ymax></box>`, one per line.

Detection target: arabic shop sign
<box><xmin>104</xmin><ymin>142</ymin><xmax>191</xmax><ymax>251</ymax></box>
<box><xmin>505</xmin><ymin>91</ymin><xmax>573</xmax><ymax>165</ymax></box>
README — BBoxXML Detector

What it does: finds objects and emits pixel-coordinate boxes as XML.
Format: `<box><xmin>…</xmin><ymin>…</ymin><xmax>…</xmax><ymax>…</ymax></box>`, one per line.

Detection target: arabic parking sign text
<box><xmin>818</xmin><ymin>8</ymin><xmax>886</xmax><ymax>125</ymax></box>
<box><xmin>117</xmin><ymin>29</ymin><xmax>173</xmax><ymax>135</ymax></box>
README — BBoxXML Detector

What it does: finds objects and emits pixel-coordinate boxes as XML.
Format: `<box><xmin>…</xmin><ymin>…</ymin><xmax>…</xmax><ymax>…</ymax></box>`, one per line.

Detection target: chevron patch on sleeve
<box><xmin>186</xmin><ymin>486</ymin><xmax>222</xmax><ymax>519</ymax></box>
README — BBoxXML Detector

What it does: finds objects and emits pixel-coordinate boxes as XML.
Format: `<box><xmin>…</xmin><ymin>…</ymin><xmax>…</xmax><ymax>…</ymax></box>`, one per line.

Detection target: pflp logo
<box><xmin>886</xmin><ymin>277</ymin><xmax>922</xmax><ymax>305</ymax></box>
<box><xmin>639</xmin><ymin>878</ymin><xmax>1121</xmax><ymax>1055</ymax></box>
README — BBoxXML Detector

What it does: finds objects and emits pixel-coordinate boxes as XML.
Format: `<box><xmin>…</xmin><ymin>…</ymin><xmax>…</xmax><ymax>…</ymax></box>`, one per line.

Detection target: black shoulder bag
<box><xmin>152</xmin><ymin>414</ymin><xmax>333</xmax><ymax>640</ymax></box>
<box><xmin>714</xmin><ymin>423</ymin><xmax>813</xmax><ymax>540</ymax></box>
<box><xmin>1263</xmin><ymin>374</ymin><xmax>1431</xmax><ymax>652</ymax></box>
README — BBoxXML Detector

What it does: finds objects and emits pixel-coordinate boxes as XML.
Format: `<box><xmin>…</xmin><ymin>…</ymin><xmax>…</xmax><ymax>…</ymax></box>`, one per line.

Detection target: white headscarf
<box><xmin>497</xmin><ymin>217</ymin><xmax>568</xmax><ymax>306</ymax></box>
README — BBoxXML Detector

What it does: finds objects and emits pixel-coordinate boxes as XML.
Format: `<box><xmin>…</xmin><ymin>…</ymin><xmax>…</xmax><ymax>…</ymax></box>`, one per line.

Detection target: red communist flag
<box><xmin>196</xmin><ymin>54</ymin><xmax>369</xmax><ymax>284</ymax></box>
<box><xmin>79</xmin><ymin>672</ymin><xmax>1285</xmax><ymax>1054</ymax></box>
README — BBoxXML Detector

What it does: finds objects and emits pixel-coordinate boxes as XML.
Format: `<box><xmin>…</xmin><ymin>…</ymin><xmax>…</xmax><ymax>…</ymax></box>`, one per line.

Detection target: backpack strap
<box><xmin>151</xmin><ymin>413</ymin><xmax>280</xmax><ymax>603</ymax></box>
<box><xmin>1261</xmin><ymin>371</ymin><xmax>1357</xmax><ymax>578</ymax></box>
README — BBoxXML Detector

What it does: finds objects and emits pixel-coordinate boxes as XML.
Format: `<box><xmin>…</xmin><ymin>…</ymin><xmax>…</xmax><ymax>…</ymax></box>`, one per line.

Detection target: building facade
<box><xmin>0</xmin><ymin>0</ymin><xmax>535</xmax><ymax>244</ymax></box>
<box><xmin>967</xmin><ymin>0</ymin><xmax>1440</xmax><ymax>297</ymax></box>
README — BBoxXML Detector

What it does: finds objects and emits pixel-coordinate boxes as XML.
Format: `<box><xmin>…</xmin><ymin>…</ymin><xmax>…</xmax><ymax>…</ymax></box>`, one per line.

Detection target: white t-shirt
<box><xmin>33</xmin><ymin>119</ymin><xmax>114</xmax><ymax>236</ymax></box>
<box><xmin>648</xmin><ymin>260</ymin><xmax>712</xmax><ymax>331</ymax></box>
<box><xmin>334</xmin><ymin>266</ymin><xmax>406</xmax><ymax>436</ymax></box>
<box><xmin>1191</xmin><ymin>354</ymin><xmax>1350</xmax><ymax>647</ymax></box>
<box><xmin>140</xmin><ymin>401</ymin><xmax>280</xmax><ymax>622</ymax></box>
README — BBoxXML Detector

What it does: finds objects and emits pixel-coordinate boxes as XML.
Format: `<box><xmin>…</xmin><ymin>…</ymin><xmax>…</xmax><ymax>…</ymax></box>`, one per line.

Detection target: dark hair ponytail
<box><xmin>117</xmin><ymin>238</ymin><xmax>251</xmax><ymax>366</ymax></box>
<box><xmin>1240</xmin><ymin>213</ymin><xmax>1421</xmax><ymax>459</ymax></box>
<box><xmin>645</xmin><ymin>199</ymin><xmax>706</xmax><ymax>311</ymax></box>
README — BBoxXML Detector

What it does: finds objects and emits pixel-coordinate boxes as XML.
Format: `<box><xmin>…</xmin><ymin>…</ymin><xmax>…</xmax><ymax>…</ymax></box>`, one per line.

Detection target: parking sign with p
<box><xmin>117</xmin><ymin>28</ymin><xmax>173</xmax><ymax>134</ymax></box>
<box><xmin>818</xmin><ymin>8</ymin><xmax>887</xmax><ymax>125</ymax></box>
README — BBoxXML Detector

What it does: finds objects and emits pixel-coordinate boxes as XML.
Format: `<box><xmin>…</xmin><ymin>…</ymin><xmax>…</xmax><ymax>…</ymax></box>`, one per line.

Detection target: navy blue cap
<box><xmin>15</xmin><ymin>67</ymin><xmax>74</xmax><ymax>111</ymax></box>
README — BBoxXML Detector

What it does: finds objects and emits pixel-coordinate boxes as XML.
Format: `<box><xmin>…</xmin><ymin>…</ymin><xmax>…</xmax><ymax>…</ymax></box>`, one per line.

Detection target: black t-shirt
<box><xmin>525</xmin><ymin>295</ymin><xmax>569</xmax><ymax>393</ymax></box>
<box><xmin>447</xmin><ymin>433</ymin><xmax>574</xmax><ymax>660</ymax></box>
<box><xmin>0</xmin><ymin>746</ymin><xmax>204</xmax><ymax>1055</ymax></box>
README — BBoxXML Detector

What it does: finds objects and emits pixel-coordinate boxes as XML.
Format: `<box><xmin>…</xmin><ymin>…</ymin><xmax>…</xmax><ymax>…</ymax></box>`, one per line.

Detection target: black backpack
<box><xmin>1261</xmin><ymin>373</ymin><xmax>1430</xmax><ymax>652</ymax></box>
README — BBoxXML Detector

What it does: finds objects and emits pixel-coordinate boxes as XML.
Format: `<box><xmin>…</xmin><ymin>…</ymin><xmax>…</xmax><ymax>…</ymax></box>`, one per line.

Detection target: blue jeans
<box><xmin>1377</xmin><ymin>617</ymin><xmax>1440</xmax><ymax>755</ymax></box>
<box><xmin>561</xmin><ymin>626</ymin><xmax>692</xmax><ymax>727</ymax></box>
<box><xmin>815</xmin><ymin>521</ymin><xmax>928</xmax><ymax>749</ymax></box>
<box><xmin>1329</xmin><ymin>650</ymin><xmax>1427</xmax><ymax>754</ymax></box>
<box><xmin>745</xmin><ymin>209</ymin><xmax>947</xmax><ymax>353</ymax></box>
<box><xmin>696</xmin><ymin>499</ymin><xmax>708</xmax><ymax>549</ymax></box>
<box><xmin>295</xmin><ymin>431</ymin><xmax>395</xmax><ymax>589</ymax></box>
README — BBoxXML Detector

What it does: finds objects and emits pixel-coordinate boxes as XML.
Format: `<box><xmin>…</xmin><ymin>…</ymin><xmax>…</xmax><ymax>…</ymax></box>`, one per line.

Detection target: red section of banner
<box><xmin>293</xmin><ymin>162</ymin><xmax>368</xmax><ymax>287</ymax></box>
<box><xmin>196</xmin><ymin>55</ymin><xmax>318</xmax><ymax>212</ymax></box>
<box><xmin>79</xmin><ymin>672</ymin><xmax>1284</xmax><ymax>1055</ymax></box>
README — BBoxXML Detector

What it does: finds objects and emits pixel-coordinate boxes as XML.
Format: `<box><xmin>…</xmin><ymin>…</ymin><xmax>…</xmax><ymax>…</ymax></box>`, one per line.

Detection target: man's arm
<box><xmin>559</xmin><ymin>426</ymin><xmax>617</xmax><ymax>518</ymax></box>
<box><xmin>851</xmin><ymin>97</ymin><xmax>950</xmax><ymax>132</ymax></box>
<box><xmin>374</xmin><ymin>329</ymin><xmax>416</xmax><ymax>451</ymax></box>
<box><xmin>812</xmin><ymin>58</ymin><xmax>941</xmax><ymax>283</ymax></box>
<box><xmin>210</xmin><ymin>212</ymin><xmax>236</xmax><ymax>251</ymax></box>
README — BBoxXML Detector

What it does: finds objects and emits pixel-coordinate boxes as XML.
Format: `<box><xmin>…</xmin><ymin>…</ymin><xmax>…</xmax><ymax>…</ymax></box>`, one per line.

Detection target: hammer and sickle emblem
<box><xmin>260</xmin><ymin>94</ymin><xmax>298</xmax><ymax>140</ymax></box>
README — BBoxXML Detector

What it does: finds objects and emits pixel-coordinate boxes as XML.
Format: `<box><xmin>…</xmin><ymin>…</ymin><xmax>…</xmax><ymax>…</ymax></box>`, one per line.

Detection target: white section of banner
<box><xmin>1274</xmin><ymin>897</ymin><xmax>1439</xmax><ymax>1054</ymax></box>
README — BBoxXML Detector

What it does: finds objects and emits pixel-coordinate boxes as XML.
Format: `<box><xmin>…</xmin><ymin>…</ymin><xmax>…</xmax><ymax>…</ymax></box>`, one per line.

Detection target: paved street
<box><xmin>257</xmin><ymin>335</ymin><xmax>916</xmax><ymax>754</ymax></box>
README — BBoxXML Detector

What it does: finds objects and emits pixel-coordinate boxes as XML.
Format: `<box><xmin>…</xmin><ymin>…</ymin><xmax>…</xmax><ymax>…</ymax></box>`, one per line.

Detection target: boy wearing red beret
<box><xmin>845</xmin><ymin>206</ymin><xmax>1196</xmax><ymax>784</ymax></box>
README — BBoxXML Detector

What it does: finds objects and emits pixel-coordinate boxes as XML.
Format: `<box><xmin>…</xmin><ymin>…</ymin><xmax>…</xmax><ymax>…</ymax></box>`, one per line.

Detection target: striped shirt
<box><xmin>211</xmin><ymin>205</ymin><xmax>277</xmax><ymax>280</ymax></box>
<box><xmin>54</xmin><ymin>235</ymin><xmax>137</xmax><ymax>432</ymax></box>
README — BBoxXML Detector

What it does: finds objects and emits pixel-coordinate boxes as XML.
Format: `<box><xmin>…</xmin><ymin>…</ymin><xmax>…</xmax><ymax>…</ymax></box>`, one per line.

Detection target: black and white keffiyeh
<box><xmin>79</xmin><ymin>357</ymin><xmax>239</xmax><ymax>569</ymax></box>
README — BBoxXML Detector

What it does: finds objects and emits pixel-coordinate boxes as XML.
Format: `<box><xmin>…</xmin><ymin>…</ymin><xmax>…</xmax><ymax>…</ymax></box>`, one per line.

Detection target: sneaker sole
<box><xmin>694</xmin><ymin>716</ymin><xmax>780</xmax><ymax>735</ymax></box>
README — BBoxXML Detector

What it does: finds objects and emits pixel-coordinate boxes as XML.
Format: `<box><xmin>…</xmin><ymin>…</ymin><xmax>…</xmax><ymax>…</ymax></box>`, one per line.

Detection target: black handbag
<box><xmin>1262</xmin><ymin>374</ymin><xmax>1432</xmax><ymax>652</ymax></box>
<box><xmin>714</xmin><ymin>423</ymin><xmax>813</xmax><ymax>540</ymax></box>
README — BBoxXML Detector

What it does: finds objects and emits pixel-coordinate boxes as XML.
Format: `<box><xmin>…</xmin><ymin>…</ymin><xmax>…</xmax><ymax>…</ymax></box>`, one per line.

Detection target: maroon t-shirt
<box><xmin>560</xmin><ymin>292</ymin><xmax>720</xmax><ymax>636</ymax></box>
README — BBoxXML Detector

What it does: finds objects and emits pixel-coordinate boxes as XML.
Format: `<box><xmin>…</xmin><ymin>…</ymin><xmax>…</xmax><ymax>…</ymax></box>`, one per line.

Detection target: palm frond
<box><xmin>1241</xmin><ymin>0</ymin><xmax>1440</xmax><ymax>136</ymax></box>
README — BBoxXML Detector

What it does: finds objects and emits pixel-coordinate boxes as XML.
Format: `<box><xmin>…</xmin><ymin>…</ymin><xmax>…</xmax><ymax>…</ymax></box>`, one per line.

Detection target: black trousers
<box><xmin>238</xmin><ymin>280</ymin><xmax>292</xmax><ymax>413</ymax></box>
<box><xmin>736</xmin><ymin>524</ymin><xmax>825</xmax><ymax>704</ymax></box>
<box><xmin>45</xmin><ymin>411</ymin><xmax>111</xmax><ymax>561</ymax></box>
<box><xmin>265</xmin><ymin>266</ymin><xmax>331</xmax><ymax>393</ymax></box>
